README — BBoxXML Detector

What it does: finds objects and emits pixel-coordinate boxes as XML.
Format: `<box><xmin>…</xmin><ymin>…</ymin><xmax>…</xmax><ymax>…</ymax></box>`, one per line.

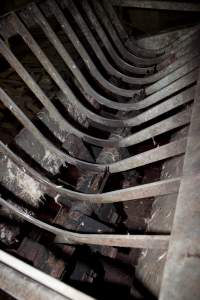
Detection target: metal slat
<box><xmin>0</xmin><ymin>38</ymin><xmax>117</xmax><ymax>147</ymax></box>
<box><xmin>91</xmin><ymin>0</ymin><xmax>200</xmax><ymax>70</ymax></box>
<box><xmin>0</xmin><ymin>137</ymin><xmax>186</xmax><ymax>201</ymax></box>
<box><xmin>66</xmin><ymin>0</ymin><xmax>200</xmax><ymax>86</ymax></box>
<box><xmin>0</xmin><ymin>250</ymin><xmax>95</xmax><ymax>300</ymax></box>
<box><xmin>0</xmin><ymin>196</ymin><xmax>170</xmax><ymax>248</ymax></box>
<box><xmin>2</xmin><ymin>13</ymin><xmax>196</xmax><ymax>127</ymax></box>
<box><xmin>0</xmin><ymin>86</ymin><xmax>191</xmax><ymax>152</ymax></box>
<box><xmin>0</xmin><ymin>88</ymin><xmax>108</xmax><ymax>171</ymax></box>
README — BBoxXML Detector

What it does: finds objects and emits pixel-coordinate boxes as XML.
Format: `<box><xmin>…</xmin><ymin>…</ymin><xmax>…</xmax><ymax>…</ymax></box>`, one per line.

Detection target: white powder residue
<box><xmin>42</xmin><ymin>149</ymin><xmax>66</xmax><ymax>174</ymax></box>
<box><xmin>5</xmin><ymin>158</ymin><xmax>43</xmax><ymax>207</ymax></box>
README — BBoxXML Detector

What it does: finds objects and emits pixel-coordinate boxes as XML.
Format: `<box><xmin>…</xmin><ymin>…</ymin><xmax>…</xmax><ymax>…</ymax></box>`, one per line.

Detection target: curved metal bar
<box><xmin>1</xmin><ymin>15</ymin><xmax>196</xmax><ymax>126</ymax></box>
<box><xmin>0</xmin><ymin>197</ymin><xmax>169</xmax><ymax>249</ymax></box>
<box><xmin>57</xmin><ymin>85</ymin><xmax>194</xmax><ymax>128</ymax></box>
<box><xmin>43</xmin><ymin>0</ymin><xmax>139</xmax><ymax>92</ymax></box>
<box><xmin>89</xmin><ymin>0</ymin><xmax>200</xmax><ymax>73</ymax></box>
<box><xmin>0</xmin><ymin>137</ymin><xmax>186</xmax><ymax>188</ymax></box>
<box><xmin>58</xmin><ymin>0</ymin><xmax>152</xmax><ymax>83</ymax></box>
<box><xmin>90</xmin><ymin>0</ymin><xmax>200</xmax><ymax>71</ymax></box>
<box><xmin>146</xmin><ymin>56</ymin><xmax>200</xmax><ymax>95</ymax></box>
<box><xmin>102</xmin><ymin>0</ymin><xmax>163</xmax><ymax>58</ymax></box>
<box><xmin>47</xmin><ymin>1</ymin><xmax>200</xmax><ymax>89</ymax></box>
<box><xmin>80</xmin><ymin>0</ymin><xmax>154</xmax><ymax>72</ymax></box>
<box><xmin>91</xmin><ymin>0</ymin><xmax>159</xmax><ymax>67</ymax></box>
<box><xmin>0</xmin><ymin>38</ymin><xmax>119</xmax><ymax>146</ymax></box>
<box><xmin>62</xmin><ymin>0</ymin><xmax>200</xmax><ymax>87</ymax></box>
<box><xmin>157</xmin><ymin>33</ymin><xmax>200</xmax><ymax>71</ymax></box>
<box><xmin>10</xmin><ymin>11</ymin><xmax>195</xmax><ymax>128</ymax></box>
<box><xmin>118</xmin><ymin>109</ymin><xmax>191</xmax><ymax>147</ymax></box>
<box><xmin>102</xmin><ymin>0</ymin><xmax>200</xmax><ymax>61</ymax></box>
<box><xmin>0</xmin><ymin>88</ymin><xmax>108</xmax><ymax>171</ymax></box>
<box><xmin>89</xmin><ymin>0</ymin><xmax>200</xmax><ymax>71</ymax></box>
<box><xmin>0</xmin><ymin>83</ymin><xmax>192</xmax><ymax>159</ymax></box>
<box><xmin>62</xmin><ymin>0</ymin><xmax>152</xmax><ymax>76</ymax></box>
<box><xmin>62</xmin><ymin>70</ymin><xmax>197</xmax><ymax>112</ymax></box>
<box><xmin>39</xmin><ymin>1</ymin><xmax>141</xmax><ymax>98</ymax></box>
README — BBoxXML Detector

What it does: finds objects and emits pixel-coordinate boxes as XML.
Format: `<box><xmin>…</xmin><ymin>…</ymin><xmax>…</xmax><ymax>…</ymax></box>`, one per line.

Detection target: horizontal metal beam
<box><xmin>110</xmin><ymin>0</ymin><xmax>200</xmax><ymax>12</ymax></box>
<box><xmin>0</xmin><ymin>197</ymin><xmax>169</xmax><ymax>249</ymax></box>
<box><xmin>0</xmin><ymin>138</ymin><xmax>184</xmax><ymax>204</ymax></box>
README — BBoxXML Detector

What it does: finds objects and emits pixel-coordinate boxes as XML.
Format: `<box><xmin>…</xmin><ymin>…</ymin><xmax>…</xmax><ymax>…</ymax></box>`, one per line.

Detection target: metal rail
<box><xmin>84</xmin><ymin>0</ymin><xmax>200</xmax><ymax>72</ymax></box>
<box><xmin>0</xmin><ymin>196</ymin><xmax>169</xmax><ymax>248</ymax></box>
<box><xmin>64</xmin><ymin>0</ymin><xmax>200</xmax><ymax>86</ymax></box>
<box><xmin>0</xmin><ymin>138</ymin><xmax>185</xmax><ymax>201</ymax></box>
<box><xmin>1</xmin><ymin>30</ymin><xmax>196</xmax><ymax>117</ymax></box>
<box><xmin>0</xmin><ymin>250</ymin><xmax>95</xmax><ymax>300</ymax></box>
<box><xmin>1</xmin><ymin>14</ymin><xmax>196</xmax><ymax>127</ymax></box>
<box><xmin>0</xmin><ymin>86</ymin><xmax>191</xmax><ymax>152</ymax></box>
<box><xmin>159</xmin><ymin>62</ymin><xmax>200</xmax><ymax>300</ymax></box>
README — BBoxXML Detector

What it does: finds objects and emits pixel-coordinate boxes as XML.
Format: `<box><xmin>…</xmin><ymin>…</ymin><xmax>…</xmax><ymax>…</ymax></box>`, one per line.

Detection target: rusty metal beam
<box><xmin>2</xmin><ymin>12</ymin><xmax>196</xmax><ymax>126</ymax></box>
<box><xmin>0</xmin><ymin>137</ymin><xmax>186</xmax><ymax>202</ymax></box>
<box><xmin>159</xmin><ymin>67</ymin><xmax>200</xmax><ymax>300</ymax></box>
<box><xmin>0</xmin><ymin>85</ymin><xmax>192</xmax><ymax>152</ymax></box>
<box><xmin>69</xmin><ymin>0</ymin><xmax>200</xmax><ymax>86</ymax></box>
<box><xmin>118</xmin><ymin>108</ymin><xmax>191</xmax><ymax>147</ymax></box>
<box><xmin>0</xmin><ymin>39</ymin><xmax>118</xmax><ymax>147</ymax></box>
<box><xmin>65</xmin><ymin>0</ymin><xmax>153</xmax><ymax>74</ymax></box>
<box><xmin>0</xmin><ymin>197</ymin><xmax>169</xmax><ymax>248</ymax></box>
<box><xmin>110</xmin><ymin>0</ymin><xmax>200</xmax><ymax>12</ymax></box>
<box><xmin>37</xmin><ymin>1</ymin><xmax>200</xmax><ymax>92</ymax></box>
<box><xmin>0</xmin><ymin>87</ymin><xmax>108</xmax><ymax>171</ymax></box>
<box><xmin>0</xmin><ymin>250</ymin><xmax>94</xmax><ymax>300</ymax></box>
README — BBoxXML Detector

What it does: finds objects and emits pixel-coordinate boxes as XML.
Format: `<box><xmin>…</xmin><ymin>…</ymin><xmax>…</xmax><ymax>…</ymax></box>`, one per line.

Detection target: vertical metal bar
<box><xmin>159</xmin><ymin>70</ymin><xmax>200</xmax><ymax>300</ymax></box>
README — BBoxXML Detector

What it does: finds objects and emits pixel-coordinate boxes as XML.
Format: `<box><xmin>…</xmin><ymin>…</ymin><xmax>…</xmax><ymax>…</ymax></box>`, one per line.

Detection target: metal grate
<box><xmin>0</xmin><ymin>1</ymin><xmax>199</xmax><ymax>299</ymax></box>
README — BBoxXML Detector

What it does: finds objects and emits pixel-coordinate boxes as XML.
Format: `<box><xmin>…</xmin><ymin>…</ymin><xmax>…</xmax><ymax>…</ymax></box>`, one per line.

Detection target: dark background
<box><xmin>1</xmin><ymin>0</ymin><xmax>200</xmax><ymax>35</ymax></box>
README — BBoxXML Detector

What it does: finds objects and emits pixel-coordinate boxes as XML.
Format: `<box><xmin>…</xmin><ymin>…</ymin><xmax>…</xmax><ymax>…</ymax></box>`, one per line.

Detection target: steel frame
<box><xmin>0</xmin><ymin>1</ymin><xmax>199</xmax><ymax>297</ymax></box>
